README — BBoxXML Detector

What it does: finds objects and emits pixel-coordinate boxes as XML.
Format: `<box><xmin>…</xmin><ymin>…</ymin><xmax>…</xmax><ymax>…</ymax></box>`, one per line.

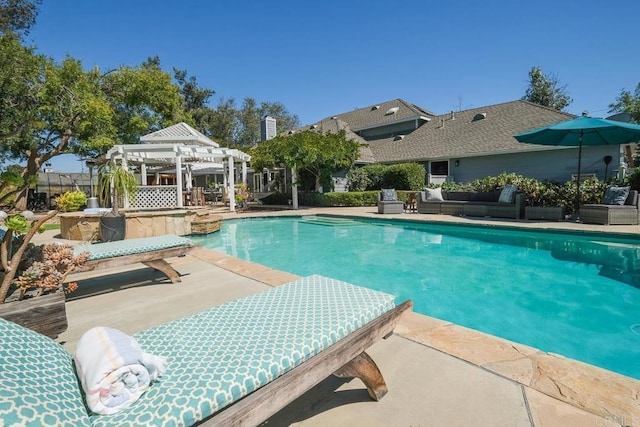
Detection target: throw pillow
<box><xmin>498</xmin><ymin>185</ymin><xmax>517</xmax><ymax>204</ymax></box>
<box><xmin>381</xmin><ymin>188</ymin><xmax>397</xmax><ymax>201</ymax></box>
<box><xmin>602</xmin><ymin>186</ymin><xmax>630</xmax><ymax>205</ymax></box>
<box><xmin>425</xmin><ymin>187</ymin><xmax>444</xmax><ymax>201</ymax></box>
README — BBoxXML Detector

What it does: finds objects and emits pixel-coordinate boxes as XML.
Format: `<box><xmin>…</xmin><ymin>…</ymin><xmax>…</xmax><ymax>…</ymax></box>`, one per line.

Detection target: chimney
<box><xmin>260</xmin><ymin>116</ymin><xmax>277</xmax><ymax>141</ymax></box>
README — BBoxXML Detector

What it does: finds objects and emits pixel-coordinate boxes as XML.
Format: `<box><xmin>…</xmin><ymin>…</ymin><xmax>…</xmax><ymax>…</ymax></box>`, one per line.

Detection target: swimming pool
<box><xmin>192</xmin><ymin>215</ymin><xmax>640</xmax><ymax>380</ymax></box>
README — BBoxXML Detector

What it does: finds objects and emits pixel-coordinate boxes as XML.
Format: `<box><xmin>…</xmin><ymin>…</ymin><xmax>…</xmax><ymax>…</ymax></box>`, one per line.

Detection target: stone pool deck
<box><xmin>37</xmin><ymin>207</ymin><xmax>640</xmax><ymax>426</ymax></box>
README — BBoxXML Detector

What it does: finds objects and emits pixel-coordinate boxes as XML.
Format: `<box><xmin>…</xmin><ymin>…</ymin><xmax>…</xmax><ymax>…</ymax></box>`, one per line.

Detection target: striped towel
<box><xmin>73</xmin><ymin>327</ymin><xmax>166</xmax><ymax>415</ymax></box>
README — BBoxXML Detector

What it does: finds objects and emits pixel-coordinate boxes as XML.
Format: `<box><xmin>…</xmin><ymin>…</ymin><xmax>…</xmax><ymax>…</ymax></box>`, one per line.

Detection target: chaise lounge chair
<box><xmin>0</xmin><ymin>275</ymin><xmax>412</xmax><ymax>426</ymax></box>
<box><xmin>72</xmin><ymin>234</ymin><xmax>194</xmax><ymax>283</ymax></box>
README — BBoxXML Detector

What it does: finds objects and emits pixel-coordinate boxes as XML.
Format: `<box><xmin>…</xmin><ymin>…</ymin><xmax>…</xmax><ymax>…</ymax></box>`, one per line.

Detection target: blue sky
<box><xmin>27</xmin><ymin>0</ymin><xmax>640</xmax><ymax>172</ymax></box>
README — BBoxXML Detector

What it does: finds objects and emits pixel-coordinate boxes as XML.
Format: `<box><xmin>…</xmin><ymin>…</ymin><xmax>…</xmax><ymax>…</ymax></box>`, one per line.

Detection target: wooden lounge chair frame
<box><xmin>73</xmin><ymin>245</ymin><xmax>193</xmax><ymax>283</ymax></box>
<box><xmin>200</xmin><ymin>300</ymin><xmax>413</xmax><ymax>426</ymax></box>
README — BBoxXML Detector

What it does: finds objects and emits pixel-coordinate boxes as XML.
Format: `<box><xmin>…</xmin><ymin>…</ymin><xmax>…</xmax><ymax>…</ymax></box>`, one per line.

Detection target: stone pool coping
<box><xmin>206</xmin><ymin>207</ymin><xmax>640</xmax><ymax>423</ymax></box>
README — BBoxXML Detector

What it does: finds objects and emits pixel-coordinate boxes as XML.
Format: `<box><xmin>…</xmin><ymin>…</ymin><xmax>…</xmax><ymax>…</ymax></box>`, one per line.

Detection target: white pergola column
<box><xmin>228</xmin><ymin>156</ymin><xmax>235</xmax><ymax>212</ymax></box>
<box><xmin>291</xmin><ymin>165</ymin><xmax>299</xmax><ymax>210</ymax></box>
<box><xmin>140</xmin><ymin>163</ymin><xmax>147</xmax><ymax>185</ymax></box>
<box><xmin>176</xmin><ymin>155</ymin><xmax>183</xmax><ymax>207</ymax></box>
<box><xmin>121</xmin><ymin>156</ymin><xmax>129</xmax><ymax>209</ymax></box>
<box><xmin>185</xmin><ymin>164</ymin><xmax>193</xmax><ymax>190</ymax></box>
<box><xmin>241</xmin><ymin>161</ymin><xmax>247</xmax><ymax>186</ymax></box>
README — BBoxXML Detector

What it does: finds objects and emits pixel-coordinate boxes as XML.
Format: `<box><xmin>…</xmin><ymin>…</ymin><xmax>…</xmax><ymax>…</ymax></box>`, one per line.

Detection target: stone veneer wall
<box><xmin>59</xmin><ymin>209</ymin><xmax>220</xmax><ymax>241</ymax></box>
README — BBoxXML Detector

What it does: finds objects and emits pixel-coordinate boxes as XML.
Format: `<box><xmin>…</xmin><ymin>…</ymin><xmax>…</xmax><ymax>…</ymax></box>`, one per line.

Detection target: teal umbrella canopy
<box><xmin>514</xmin><ymin>115</ymin><xmax>640</xmax><ymax>147</ymax></box>
<box><xmin>514</xmin><ymin>114</ymin><xmax>640</xmax><ymax>215</ymax></box>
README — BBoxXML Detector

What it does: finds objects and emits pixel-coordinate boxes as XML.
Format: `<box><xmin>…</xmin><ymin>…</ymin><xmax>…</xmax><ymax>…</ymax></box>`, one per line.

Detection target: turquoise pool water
<box><xmin>191</xmin><ymin>215</ymin><xmax>640</xmax><ymax>380</ymax></box>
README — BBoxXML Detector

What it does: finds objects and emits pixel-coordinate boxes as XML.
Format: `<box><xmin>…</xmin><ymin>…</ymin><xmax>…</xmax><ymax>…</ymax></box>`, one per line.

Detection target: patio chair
<box><xmin>0</xmin><ymin>275</ymin><xmax>412</xmax><ymax>426</ymax></box>
<box><xmin>72</xmin><ymin>234</ymin><xmax>194</xmax><ymax>283</ymax></box>
<box><xmin>580</xmin><ymin>188</ymin><xmax>640</xmax><ymax>225</ymax></box>
<box><xmin>377</xmin><ymin>189</ymin><xmax>404</xmax><ymax>214</ymax></box>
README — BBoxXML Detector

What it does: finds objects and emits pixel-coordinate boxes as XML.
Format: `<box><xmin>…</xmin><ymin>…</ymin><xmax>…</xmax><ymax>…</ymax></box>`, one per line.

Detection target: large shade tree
<box><xmin>0</xmin><ymin>38</ymin><xmax>186</xmax><ymax>208</ymax></box>
<box><xmin>0</xmin><ymin>0</ymin><xmax>41</xmax><ymax>38</ymax></box>
<box><xmin>251</xmin><ymin>129</ymin><xmax>361</xmax><ymax>208</ymax></box>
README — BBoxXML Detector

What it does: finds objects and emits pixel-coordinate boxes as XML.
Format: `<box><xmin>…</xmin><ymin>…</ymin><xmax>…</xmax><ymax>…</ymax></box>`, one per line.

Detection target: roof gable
<box><xmin>326</xmin><ymin>98</ymin><xmax>435</xmax><ymax>132</ymax></box>
<box><xmin>140</xmin><ymin>122</ymin><xmax>219</xmax><ymax>147</ymax></box>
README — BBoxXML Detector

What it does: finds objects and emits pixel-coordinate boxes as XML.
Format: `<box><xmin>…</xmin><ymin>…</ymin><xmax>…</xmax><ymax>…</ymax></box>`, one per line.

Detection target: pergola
<box><xmin>103</xmin><ymin>123</ymin><xmax>250</xmax><ymax>211</ymax></box>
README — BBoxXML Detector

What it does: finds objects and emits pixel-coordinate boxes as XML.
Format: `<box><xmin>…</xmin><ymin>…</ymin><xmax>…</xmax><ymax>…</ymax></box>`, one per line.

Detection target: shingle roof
<box><xmin>365</xmin><ymin>100</ymin><xmax>575</xmax><ymax>163</ymax></box>
<box><xmin>326</xmin><ymin>98</ymin><xmax>435</xmax><ymax>131</ymax></box>
<box><xmin>140</xmin><ymin>122</ymin><xmax>219</xmax><ymax>147</ymax></box>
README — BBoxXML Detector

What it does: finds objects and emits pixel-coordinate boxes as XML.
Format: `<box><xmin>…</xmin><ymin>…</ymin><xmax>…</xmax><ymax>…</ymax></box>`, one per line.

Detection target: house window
<box><xmin>430</xmin><ymin>161</ymin><xmax>449</xmax><ymax>176</ymax></box>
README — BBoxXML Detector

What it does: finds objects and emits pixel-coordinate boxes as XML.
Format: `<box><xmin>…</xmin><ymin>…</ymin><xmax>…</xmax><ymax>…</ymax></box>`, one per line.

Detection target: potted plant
<box><xmin>96</xmin><ymin>161</ymin><xmax>138</xmax><ymax>241</ymax></box>
<box><xmin>0</xmin><ymin>212</ymin><xmax>88</xmax><ymax>338</ymax></box>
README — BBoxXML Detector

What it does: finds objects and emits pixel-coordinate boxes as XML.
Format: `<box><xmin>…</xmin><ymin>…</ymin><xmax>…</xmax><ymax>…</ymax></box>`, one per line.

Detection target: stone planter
<box><xmin>525</xmin><ymin>206</ymin><xmax>565</xmax><ymax>221</ymax></box>
<box><xmin>0</xmin><ymin>290</ymin><xmax>67</xmax><ymax>339</ymax></box>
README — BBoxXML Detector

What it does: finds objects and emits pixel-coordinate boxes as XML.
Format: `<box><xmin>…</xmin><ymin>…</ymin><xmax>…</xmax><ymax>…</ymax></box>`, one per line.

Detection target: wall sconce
<box><xmin>454</xmin><ymin>160</ymin><xmax>460</xmax><ymax>167</ymax></box>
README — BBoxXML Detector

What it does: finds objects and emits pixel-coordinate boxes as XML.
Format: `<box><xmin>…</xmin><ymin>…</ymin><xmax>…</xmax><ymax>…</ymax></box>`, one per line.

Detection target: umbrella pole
<box><xmin>576</xmin><ymin>132</ymin><xmax>583</xmax><ymax>216</ymax></box>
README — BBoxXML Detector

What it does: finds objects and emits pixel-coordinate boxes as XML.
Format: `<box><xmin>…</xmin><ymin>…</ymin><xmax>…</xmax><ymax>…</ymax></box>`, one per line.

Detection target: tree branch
<box><xmin>0</xmin><ymin>210</ymin><xmax>58</xmax><ymax>303</ymax></box>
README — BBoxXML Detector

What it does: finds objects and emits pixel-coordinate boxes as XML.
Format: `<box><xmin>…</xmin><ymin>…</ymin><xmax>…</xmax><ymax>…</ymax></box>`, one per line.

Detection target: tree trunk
<box><xmin>13</xmin><ymin>185</ymin><xmax>29</xmax><ymax>211</ymax></box>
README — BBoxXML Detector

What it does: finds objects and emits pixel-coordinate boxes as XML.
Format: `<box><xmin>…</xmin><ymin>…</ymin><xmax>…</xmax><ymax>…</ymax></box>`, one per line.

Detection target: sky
<box><xmin>26</xmin><ymin>0</ymin><xmax>640</xmax><ymax>172</ymax></box>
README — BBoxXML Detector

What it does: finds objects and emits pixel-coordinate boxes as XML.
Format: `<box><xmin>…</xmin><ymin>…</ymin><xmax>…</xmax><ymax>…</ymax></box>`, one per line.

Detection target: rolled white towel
<box><xmin>74</xmin><ymin>327</ymin><xmax>166</xmax><ymax>415</ymax></box>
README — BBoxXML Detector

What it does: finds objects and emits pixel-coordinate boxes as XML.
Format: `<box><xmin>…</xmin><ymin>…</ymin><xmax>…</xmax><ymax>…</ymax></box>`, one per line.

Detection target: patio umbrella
<box><xmin>514</xmin><ymin>114</ymin><xmax>640</xmax><ymax>212</ymax></box>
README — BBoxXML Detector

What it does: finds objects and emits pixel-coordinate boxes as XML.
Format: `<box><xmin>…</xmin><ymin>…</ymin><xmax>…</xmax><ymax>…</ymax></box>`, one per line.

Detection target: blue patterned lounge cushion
<box><xmin>74</xmin><ymin>234</ymin><xmax>192</xmax><ymax>261</ymax></box>
<box><xmin>498</xmin><ymin>184</ymin><xmax>518</xmax><ymax>204</ymax></box>
<box><xmin>0</xmin><ymin>318</ymin><xmax>91</xmax><ymax>426</ymax></box>
<box><xmin>89</xmin><ymin>275</ymin><xmax>396</xmax><ymax>426</ymax></box>
<box><xmin>381</xmin><ymin>189</ymin><xmax>397</xmax><ymax>201</ymax></box>
<box><xmin>602</xmin><ymin>186</ymin><xmax>630</xmax><ymax>205</ymax></box>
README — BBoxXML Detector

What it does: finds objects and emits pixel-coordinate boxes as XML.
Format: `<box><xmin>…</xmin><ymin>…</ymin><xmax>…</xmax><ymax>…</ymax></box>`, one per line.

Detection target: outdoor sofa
<box><xmin>580</xmin><ymin>188</ymin><xmax>640</xmax><ymax>225</ymax></box>
<box><xmin>417</xmin><ymin>186</ymin><xmax>525</xmax><ymax>219</ymax></box>
<box><xmin>0</xmin><ymin>275</ymin><xmax>412</xmax><ymax>426</ymax></box>
<box><xmin>72</xmin><ymin>234</ymin><xmax>193</xmax><ymax>283</ymax></box>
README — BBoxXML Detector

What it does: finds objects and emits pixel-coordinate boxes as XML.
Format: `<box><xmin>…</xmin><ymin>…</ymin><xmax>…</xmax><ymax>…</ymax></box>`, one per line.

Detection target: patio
<box><xmin>36</xmin><ymin>207</ymin><xmax>639</xmax><ymax>426</ymax></box>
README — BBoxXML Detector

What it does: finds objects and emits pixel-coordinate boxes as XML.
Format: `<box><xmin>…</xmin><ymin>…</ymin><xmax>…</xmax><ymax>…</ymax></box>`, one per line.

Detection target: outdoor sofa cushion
<box><xmin>498</xmin><ymin>185</ymin><xmax>518</xmax><ymax>204</ymax></box>
<box><xmin>0</xmin><ymin>275</ymin><xmax>397</xmax><ymax>426</ymax></box>
<box><xmin>380</xmin><ymin>189</ymin><xmax>398</xmax><ymax>201</ymax></box>
<box><xmin>602</xmin><ymin>186</ymin><xmax>630</xmax><ymax>205</ymax></box>
<box><xmin>425</xmin><ymin>187</ymin><xmax>444</xmax><ymax>201</ymax></box>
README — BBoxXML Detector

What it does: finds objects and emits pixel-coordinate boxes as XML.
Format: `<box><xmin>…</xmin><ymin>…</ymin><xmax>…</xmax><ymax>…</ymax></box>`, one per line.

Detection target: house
<box><xmin>304</xmin><ymin>99</ymin><xmax>627</xmax><ymax>188</ymax></box>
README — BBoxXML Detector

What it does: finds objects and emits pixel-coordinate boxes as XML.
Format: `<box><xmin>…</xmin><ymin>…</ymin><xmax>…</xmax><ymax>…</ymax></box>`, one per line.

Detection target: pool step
<box><xmin>300</xmin><ymin>216</ymin><xmax>361</xmax><ymax>226</ymax></box>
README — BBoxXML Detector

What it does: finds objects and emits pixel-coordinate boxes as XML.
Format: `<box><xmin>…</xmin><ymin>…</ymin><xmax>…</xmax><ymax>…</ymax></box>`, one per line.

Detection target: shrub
<box><xmin>347</xmin><ymin>163</ymin><xmax>425</xmax><ymax>191</ymax></box>
<box><xmin>621</xmin><ymin>167</ymin><xmax>640</xmax><ymax>190</ymax></box>
<box><xmin>55</xmin><ymin>190</ymin><xmax>88</xmax><ymax>212</ymax></box>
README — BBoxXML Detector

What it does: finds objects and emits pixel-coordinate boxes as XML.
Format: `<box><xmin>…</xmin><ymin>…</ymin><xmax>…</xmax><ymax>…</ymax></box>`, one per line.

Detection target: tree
<box><xmin>0</xmin><ymin>47</ymin><xmax>186</xmax><ymax>209</ymax></box>
<box><xmin>609</xmin><ymin>82</ymin><xmax>640</xmax><ymax>124</ymax></box>
<box><xmin>209</xmin><ymin>97</ymin><xmax>238</xmax><ymax>144</ymax></box>
<box><xmin>0</xmin><ymin>35</ymin><xmax>44</xmax><ymax>143</ymax></box>
<box><xmin>522</xmin><ymin>66</ymin><xmax>572</xmax><ymax>111</ymax></box>
<box><xmin>251</xmin><ymin>128</ymin><xmax>361</xmax><ymax>194</ymax></box>
<box><xmin>0</xmin><ymin>0</ymin><xmax>41</xmax><ymax>38</ymax></box>
<box><xmin>610</xmin><ymin>82</ymin><xmax>640</xmax><ymax>166</ymax></box>
<box><xmin>235</xmin><ymin>97</ymin><xmax>300</xmax><ymax>147</ymax></box>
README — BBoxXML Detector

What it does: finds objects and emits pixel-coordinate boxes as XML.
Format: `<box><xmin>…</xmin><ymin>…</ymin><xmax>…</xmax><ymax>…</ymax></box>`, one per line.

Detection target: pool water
<box><xmin>192</xmin><ymin>215</ymin><xmax>640</xmax><ymax>380</ymax></box>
